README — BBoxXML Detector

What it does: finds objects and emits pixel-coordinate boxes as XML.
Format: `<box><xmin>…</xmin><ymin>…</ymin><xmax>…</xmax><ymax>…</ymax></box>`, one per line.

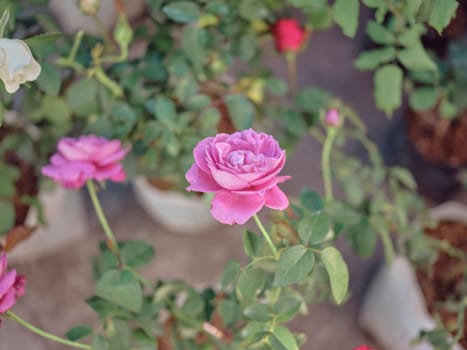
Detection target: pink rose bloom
<box><xmin>325</xmin><ymin>108</ymin><xmax>340</xmax><ymax>127</ymax></box>
<box><xmin>186</xmin><ymin>129</ymin><xmax>290</xmax><ymax>225</ymax></box>
<box><xmin>42</xmin><ymin>135</ymin><xmax>129</xmax><ymax>188</ymax></box>
<box><xmin>271</xmin><ymin>18</ymin><xmax>308</xmax><ymax>53</ymax></box>
<box><xmin>353</xmin><ymin>346</ymin><xmax>376</xmax><ymax>350</ymax></box>
<box><xmin>0</xmin><ymin>253</ymin><xmax>26</xmax><ymax>314</ymax></box>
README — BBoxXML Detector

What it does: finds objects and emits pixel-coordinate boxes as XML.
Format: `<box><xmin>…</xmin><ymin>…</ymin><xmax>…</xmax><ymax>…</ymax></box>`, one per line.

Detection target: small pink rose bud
<box><xmin>324</xmin><ymin>108</ymin><xmax>340</xmax><ymax>127</ymax></box>
<box><xmin>353</xmin><ymin>346</ymin><xmax>376</xmax><ymax>350</ymax></box>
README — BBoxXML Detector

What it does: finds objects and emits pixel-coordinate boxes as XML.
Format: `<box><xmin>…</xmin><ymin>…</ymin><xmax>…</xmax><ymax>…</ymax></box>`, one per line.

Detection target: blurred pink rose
<box><xmin>325</xmin><ymin>108</ymin><xmax>340</xmax><ymax>127</ymax></box>
<box><xmin>0</xmin><ymin>253</ymin><xmax>26</xmax><ymax>314</ymax></box>
<box><xmin>186</xmin><ymin>129</ymin><xmax>290</xmax><ymax>225</ymax></box>
<box><xmin>353</xmin><ymin>345</ymin><xmax>376</xmax><ymax>350</ymax></box>
<box><xmin>42</xmin><ymin>135</ymin><xmax>129</xmax><ymax>188</ymax></box>
<box><xmin>271</xmin><ymin>18</ymin><xmax>308</xmax><ymax>53</ymax></box>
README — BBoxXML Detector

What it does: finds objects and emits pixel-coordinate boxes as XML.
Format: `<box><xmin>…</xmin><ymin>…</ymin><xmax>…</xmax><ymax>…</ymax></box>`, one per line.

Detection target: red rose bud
<box><xmin>272</xmin><ymin>18</ymin><xmax>308</xmax><ymax>53</ymax></box>
<box><xmin>325</xmin><ymin>108</ymin><xmax>340</xmax><ymax>127</ymax></box>
<box><xmin>353</xmin><ymin>345</ymin><xmax>376</xmax><ymax>350</ymax></box>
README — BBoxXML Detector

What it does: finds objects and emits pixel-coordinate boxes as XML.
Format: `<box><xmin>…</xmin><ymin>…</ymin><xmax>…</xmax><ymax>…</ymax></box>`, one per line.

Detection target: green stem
<box><xmin>378</xmin><ymin>227</ymin><xmax>395</xmax><ymax>264</ymax></box>
<box><xmin>321</xmin><ymin>128</ymin><xmax>338</xmax><ymax>202</ymax></box>
<box><xmin>86</xmin><ymin>180</ymin><xmax>121</xmax><ymax>259</ymax></box>
<box><xmin>286</xmin><ymin>52</ymin><xmax>298</xmax><ymax>97</ymax></box>
<box><xmin>6</xmin><ymin>312</ymin><xmax>91</xmax><ymax>350</ymax></box>
<box><xmin>253</xmin><ymin>215</ymin><xmax>278</xmax><ymax>259</ymax></box>
<box><xmin>69</xmin><ymin>30</ymin><xmax>84</xmax><ymax>62</ymax></box>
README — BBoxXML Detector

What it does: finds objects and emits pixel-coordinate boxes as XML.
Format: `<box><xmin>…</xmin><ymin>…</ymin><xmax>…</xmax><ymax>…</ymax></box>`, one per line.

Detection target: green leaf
<box><xmin>354</xmin><ymin>47</ymin><xmax>396</xmax><ymax>70</ymax></box>
<box><xmin>298</xmin><ymin>214</ymin><xmax>331</xmax><ymax>245</ymax></box>
<box><xmin>65</xmin><ymin>326</ymin><xmax>92</xmax><ymax>341</ymax></box>
<box><xmin>42</xmin><ymin>95</ymin><xmax>71</xmax><ymax>124</ymax></box>
<box><xmin>296</xmin><ymin>87</ymin><xmax>332</xmax><ymax>113</ymax></box>
<box><xmin>334</xmin><ymin>0</ymin><xmax>359</xmax><ymax>37</ymax></box>
<box><xmin>221</xmin><ymin>260</ymin><xmax>241</xmax><ymax>290</ymax></box>
<box><xmin>121</xmin><ymin>240</ymin><xmax>155</xmax><ymax>268</ymax></box>
<box><xmin>428</xmin><ymin>0</ymin><xmax>458</xmax><ymax>34</ymax></box>
<box><xmin>273</xmin><ymin>245</ymin><xmax>314</xmax><ymax>287</ymax></box>
<box><xmin>95</xmin><ymin>269</ymin><xmax>143</xmax><ymax>312</ymax></box>
<box><xmin>92</xmin><ymin>334</ymin><xmax>109</xmax><ymax>350</ymax></box>
<box><xmin>0</xmin><ymin>8</ymin><xmax>9</xmax><ymax>37</ymax></box>
<box><xmin>398</xmin><ymin>24</ymin><xmax>426</xmax><ymax>47</ymax></box>
<box><xmin>362</xmin><ymin>0</ymin><xmax>383</xmax><ymax>7</ymax></box>
<box><xmin>24</xmin><ymin>32</ymin><xmax>63</xmax><ymax>47</ymax></box>
<box><xmin>273</xmin><ymin>296</ymin><xmax>302</xmax><ymax>323</ymax></box>
<box><xmin>398</xmin><ymin>45</ymin><xmax>437</xmax><ymax>71</ymax></box>
<box><xmin>320</xmin><ymin>247</ymin><xmax>349</xmax><ymax>304</ymax></box>
<box><xmin>162</xmin><ymin>1</ymin><xmax>200</xmax><ymax>23</ymax></box>
<box><xmin>243</xmin><ymin>230</ymin><xmax>261</xmax><ymax>258</ymax></box>
<box><xmin>374</xmin><ymin>64</ymin><xmax>403</xmax><ymax>115</ymax></box>
<box><xmin>66</xmin><ymin>79</ymin><xmax>99</xmax><ymax>117</ymax></box>
<box><xmin>225</xmin><ymin>94</ymin><xmax>255</xmax><ymax>129</ymax></box>
<box><xmin>239</xmin><ymin>0</ymin><xmax>268</xmax><ymax>20</ymax></box>
<box><xmin>366</xmin><ymin>21</ymin><xmax>394</xmax><ymax>44</ymax></box>
<box><xmin>269</xmin><ymin>326</ymin><xmax>299</xmax><ymax>350</ymax></box>
<box><xmin>346</xmin><ymin>220</ymin><xmax>376</xmax><ymax>259</ymax></box>
<box><xmin>218</xmin><ymin>300</ymin><xmax>241</xmax><ymax>328</ymax></box>
<box><xmin>37</xmin><ymin>62</ymin><xmax>61</xmax><ymax>96</ymax></box>
<box><xmin>236</xmin><ymin>268</ymin><xmax>266</xmax><ymax>305</ymax></box>
<box><xmin>439</xmin><ymin>98</ymin><xmax>458</xmax><ymax>118</ymax></box>
<box><xmin>153</xmin><ymin>95</ymin><xmax>176</xmax><ymax>125</ymax></box>
<box><xmin>244</xmin><ymin>303</ymin><xmax>274</xmax><ymax>322</ymax></box>
<box><xmin>180</xmin><ymin>290</ymin><xmax>204</xmax><ymax>318</ymax></box>
<box><xmin>409</xmin><ymin>87</ymin><xmax>438</xmax><ymax>112</ymax></box>
<box><xmin>0</xmin><ymin>200</ymin><xmax>15</xmax><ymax>234</ymax></box>
<box><xmin>390</xmin><ymin>166</ymin><xmax>417</xmax><ymax>190</ymax></box>
<box><xmin>299</xmin><ymin>189</ymin><xmax>323</xmax><ymax>213</ymax></box>
<box><xmin>325</xmin><ymin>200</ymin><xmax>362</xmax><ymax>225</ymax></box>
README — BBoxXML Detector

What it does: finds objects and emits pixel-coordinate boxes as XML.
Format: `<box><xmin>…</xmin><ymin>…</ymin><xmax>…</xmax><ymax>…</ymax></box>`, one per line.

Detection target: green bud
<box><xmin>78</xmin><ymin>0</ymin><xmax>100</xmax><ymax>16</ymax></box>
<box><xmin>113</xmin><ymin>14</ymin><xmax>133</xmax><ymax>49</ymax></box>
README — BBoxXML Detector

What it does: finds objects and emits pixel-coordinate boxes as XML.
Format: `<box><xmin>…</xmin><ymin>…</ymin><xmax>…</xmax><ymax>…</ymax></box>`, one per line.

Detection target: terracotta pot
<box><xmin>359</xmin><ymin>201</ymin><xmax>467</xmax><ymax>350</ymax></box>
<box><xmin>132</xmin><ymin>177</ymin><xmax>219</xmax><ymax>235</ymax></box>
<box><xmin>407</xmin><ymin>108</ymin><xmax>467</xmax><ymax>168</ymax></box>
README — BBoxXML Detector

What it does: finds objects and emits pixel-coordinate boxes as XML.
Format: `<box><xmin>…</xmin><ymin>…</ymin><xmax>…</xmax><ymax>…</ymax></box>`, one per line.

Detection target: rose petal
<box><xmin>211</xmin><ymin>191</ymin><xmax>265</xmax><ymax>225</ymax></box>
<box><xmin>264</xmin><ymin>186</ymin><xmax>289</xmax><ymax>210</ymax></box>
<box><xmin>209</xmin><ymin>166</ymin><xmax>250</xmax><ymax>191</ymax></box>
<box><xmin>0</xmin><ymin>270</ymin><xmax>17</xmax><ymax>298</ymax></box>
<box><xmin>186</xmin><ymin>164</ymin><xmax>221</xmax><ymax>192</ymax></box>
<box><xmin>193</xmin><ymin>137</ymin><xmax>214</xmax><ymax>173</ymax></box>
<box><xmin>58</xmin><ymin>139</ymin><xmax>89</xmax><ymax>160</ymax></box>
<box><xmin>0</xmin><ymin>288</ymin><xmax>17</xmax><ymax>313</ymax></box>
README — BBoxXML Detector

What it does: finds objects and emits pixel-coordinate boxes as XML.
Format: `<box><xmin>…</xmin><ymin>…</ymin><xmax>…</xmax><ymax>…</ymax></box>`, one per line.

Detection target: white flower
<box><xmin>0</xmin><ymin>38</ymin><xmax>41</xmax><ymax>93</ymax></box>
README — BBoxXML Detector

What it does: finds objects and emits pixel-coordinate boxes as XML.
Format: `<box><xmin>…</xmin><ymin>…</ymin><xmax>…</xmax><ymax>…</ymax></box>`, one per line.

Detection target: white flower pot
<box><xmin>359</xmin><ymin>201</ymin><xmax>467</xmax><ymax>350</ymax></box>
<box><xmin>9</xmin><ymin>187</ymin><xmax>88</xmax><ymax>262</ymax></box>
<box><xmin>132</xmin><ymin>177</ymin><xmax>219</xmax><ymax>235</ymax></box>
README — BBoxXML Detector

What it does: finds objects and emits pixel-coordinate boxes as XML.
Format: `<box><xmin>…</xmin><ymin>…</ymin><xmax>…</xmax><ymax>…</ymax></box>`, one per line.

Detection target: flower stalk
<box><xmin>86</xmin><ymin>180</ymin><xmax>121</xmax><ymax>260</ymax></box>
<box><xmin>253</xmin><ymin>214</ymin><xmax>279</xmax><ymax>259</ymax></box>
<box><xmin>321</xmin><ymin>127</ymin><xmax>338</xmax><ymax>202</ymax></box>
<box><xmin>6</xmin><ymin>311</ymin><xmax>92</xmax><ymax>350</ymax></box>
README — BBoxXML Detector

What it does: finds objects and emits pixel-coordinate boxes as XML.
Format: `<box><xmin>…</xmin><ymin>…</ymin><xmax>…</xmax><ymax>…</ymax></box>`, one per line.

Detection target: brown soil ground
<box><xmin>416</xmin><ymin>221</ymin><xmax>467</xmax><ymax>348</ymax></box>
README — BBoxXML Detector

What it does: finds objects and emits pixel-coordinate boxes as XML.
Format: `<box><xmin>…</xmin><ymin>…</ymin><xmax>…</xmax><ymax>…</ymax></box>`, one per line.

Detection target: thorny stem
<box><xmin>6</xmin><ymin>312</ymin><xmax>92</xmax><ymax>350</ymax></box>
<box><xmin>253</xmin><ymin>215</ymin><xmax>279</xmax><ymax>259</ymax></box>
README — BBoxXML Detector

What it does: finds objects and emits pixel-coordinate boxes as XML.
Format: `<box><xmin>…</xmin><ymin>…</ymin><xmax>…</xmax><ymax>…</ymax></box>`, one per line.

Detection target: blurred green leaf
<box><xmin>320</xmin><ymin>247</ymin><xmax>349</xmax><ymax>304</ymax></box>
<box><xmin>162</xmin><ymin>2</ymin><xmax>200</xmax><ymax>23</ymax></box>
<box><xmin>374</xmin><ymin>64</ymin><xmax>403</xmax><ymax>115</ymax></box>
<box><xmin>354</xmin><ymin>47</ymin><xmax>396</xmax><ymax>70</ymax></box>
<box><xmin>398</xmin><ymin>45</ymin><xmax>437</xmax><ymax>71</ymax></box>
<box><xmin>334</xmin><ymin>0</ymin><xmax>359</xmax><ymax>37</ymax></box>
<box><xmin>366</xmin><ymin>21</ymin><xmax>394</xmax><ymax>44</ymax></box>
<box><xmin>121</xmin><ymin>241</ymin><xmax>155</xmax><ymax>268</ymax></box>
<box><xmin>0</xmin><ymin>200</ymin><xmax>15</xmax><ymax>235</ymax></box>
<box><xmin>428</xmin><ymin>0</ymin><xmax>458</xmax><ymax>34</ymax></box>
<box><xmin>37</xmin><ymin>62</ymin><xmax>61</xmax><ymax>96</ymax></box>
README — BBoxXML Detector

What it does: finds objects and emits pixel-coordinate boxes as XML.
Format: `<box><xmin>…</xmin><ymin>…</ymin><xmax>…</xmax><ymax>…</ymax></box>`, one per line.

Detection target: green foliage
<box><xmin>374</xmin><ymin>64</ymin><xmax>403</xmax><ymax>115</ymax></box>
<box><xmin>320</xmin><ymin>247</ymin><xmax>349</xmax><ymax>304</ymax></box>
<box><xmin>333</xmin><ymin>0</ymin><xmax>360</xmax><ymax>37</ymax></box>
